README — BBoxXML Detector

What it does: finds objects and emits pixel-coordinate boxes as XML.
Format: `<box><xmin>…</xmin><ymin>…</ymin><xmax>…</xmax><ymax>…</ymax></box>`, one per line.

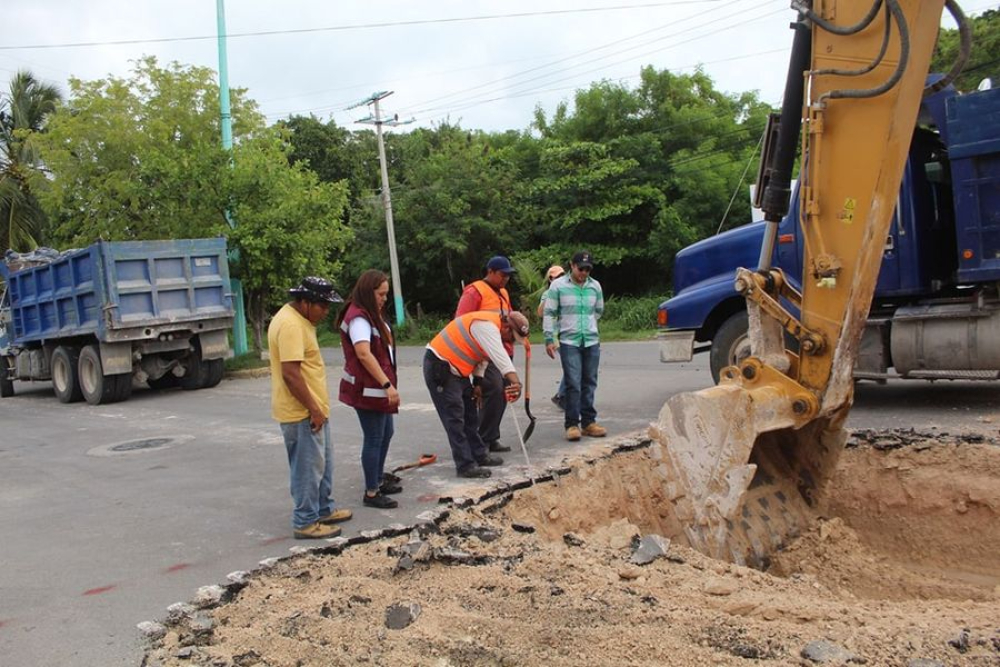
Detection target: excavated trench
<box><xmin>505</xmin><ymin>429</ymin><xmax>1000</xmax><ymax>602</ymax></box>
<box><xmin>144</xmin><ymin>429</ymin><xmax>1000</xmax><ymax>666</ymax></box>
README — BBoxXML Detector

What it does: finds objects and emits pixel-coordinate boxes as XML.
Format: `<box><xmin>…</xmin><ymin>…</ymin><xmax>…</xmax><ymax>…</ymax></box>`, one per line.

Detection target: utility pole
<box><xmin>215</xmin><ymin>0</ymin><xmax>249</xmax><ymax>356</ymax></box>
<box><xmin>352</xmin><ymin>91</ymin><xmax>413</xmax><ymax>327</ymax></box>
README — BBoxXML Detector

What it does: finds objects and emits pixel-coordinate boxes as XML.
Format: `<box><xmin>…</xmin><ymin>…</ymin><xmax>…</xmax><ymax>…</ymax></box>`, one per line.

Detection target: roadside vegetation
<box><xmin>2</xmin><ymin>12</ymin><xmax>993</xmax><ymax>354</ymax></box>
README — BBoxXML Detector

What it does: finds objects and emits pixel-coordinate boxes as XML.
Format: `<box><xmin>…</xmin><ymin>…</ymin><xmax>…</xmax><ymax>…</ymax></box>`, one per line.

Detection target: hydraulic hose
<box><xmin>925</xmin><ymin>0</ymin><xmax>972</xmax><ymax>96</ymax></box>
<box><xmin>792</xmin><ymin>0</ymin><xmax>883</xmax><ymax>35</ymax></box>
<box><xmin>819</xmin><ymin>0</ymin><xmax>909</xmax><ymax>103</ymax></box>
<box><xmin>813</xmin><ymin>2</ymin><xmax>891</xmax><ymax>79</ymax></box>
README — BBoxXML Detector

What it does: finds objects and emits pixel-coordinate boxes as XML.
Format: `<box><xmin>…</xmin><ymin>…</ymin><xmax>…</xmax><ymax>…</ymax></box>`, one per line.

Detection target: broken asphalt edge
<box><xmin>137</xmin><ymin>430</ymin><xmax>654</xmax><ymax>645</ymax></box>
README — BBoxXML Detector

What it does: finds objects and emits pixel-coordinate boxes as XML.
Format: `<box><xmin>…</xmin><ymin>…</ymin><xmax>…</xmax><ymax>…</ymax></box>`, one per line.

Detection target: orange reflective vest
<box><xmin>428</xmin><ymin>311</ymin><xmax>501</xmax><ymax>378</ymax></box>
<box><xmin>470</xmin><ymin>281</ymin><xmax>511</xmax><ymax>315</ymax></box>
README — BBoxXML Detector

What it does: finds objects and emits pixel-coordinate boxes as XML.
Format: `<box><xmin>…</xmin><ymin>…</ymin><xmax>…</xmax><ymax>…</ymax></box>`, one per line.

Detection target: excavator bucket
<box><xmin>648</xmin><ymin>0</ymin><xmax>950</xmax><ymax>566</ymax></box>
<box><xmin>650</xmin><ymin>383</ymin><xmax>849</xmax><ymax>567</ymax></box>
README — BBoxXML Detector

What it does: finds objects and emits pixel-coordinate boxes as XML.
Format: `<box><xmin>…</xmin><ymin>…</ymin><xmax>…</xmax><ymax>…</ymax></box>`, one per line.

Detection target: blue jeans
<box><xmin>559</xmin><ymin>343</ymin><xmax>600</xmax><ymax>428</ymax></box>
<box><xmin>355</xmin><ymin>409</ymin><xmax>394</xmax><ymax>492</ymax></box>
<box><xmin>279</xmin><ymin>418</ymin><xmax>334</xmax><ymax>529</ymax></box>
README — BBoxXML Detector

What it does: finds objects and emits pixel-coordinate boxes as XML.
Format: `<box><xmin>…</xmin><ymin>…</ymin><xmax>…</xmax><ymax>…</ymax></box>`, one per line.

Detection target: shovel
<box><xmin>390</xmin><ymin>453</ymin><xmax>437</xmax><ymax>476</ymax></box>
<box><xmin>521</xmin><ymin>338</ymin><xmax>537</xmax><ymax>442</ymax></box>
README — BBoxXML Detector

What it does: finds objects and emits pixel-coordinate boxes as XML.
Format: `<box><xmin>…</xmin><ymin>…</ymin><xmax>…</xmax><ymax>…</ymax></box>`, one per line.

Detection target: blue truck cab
<box><xmin>658</xmin><ymin>83</ymin><xmax>1000</xmax><ymax>383</ymax></box>
<box><xmin>1</xmin><ymin>238</ymin><xmax>235</xmax><ymax>404</ymax></box>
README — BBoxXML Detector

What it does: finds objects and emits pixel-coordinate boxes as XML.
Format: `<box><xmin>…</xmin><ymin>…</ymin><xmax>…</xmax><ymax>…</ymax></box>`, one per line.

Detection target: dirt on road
<box><xmin>143</xmin><ymin>430</ymin><xmax>1000</xmax><ymax>667</ymax></box>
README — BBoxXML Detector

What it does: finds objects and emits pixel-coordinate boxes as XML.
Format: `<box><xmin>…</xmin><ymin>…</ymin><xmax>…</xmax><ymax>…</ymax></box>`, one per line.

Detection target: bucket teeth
<box><xmin>651</xmin><ymin>384</ymin><xmax>848</xmax><ymax>564</ymax></box>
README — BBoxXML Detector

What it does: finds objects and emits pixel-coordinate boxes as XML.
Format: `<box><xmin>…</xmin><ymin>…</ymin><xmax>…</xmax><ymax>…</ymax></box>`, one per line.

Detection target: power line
<box><xmin>0</xmin><ymin>2</ymin><xmax>731</xmax><ymax>51</ymax></box>
<box><xmin>406</xmin><ymin>0</ymin><xmax>782</xmax><ymax>117</ymax></box>
<box><xmin>414</xmin><ymin>5</ymin><xmax>787</xmax><ymax>123</ymax></box>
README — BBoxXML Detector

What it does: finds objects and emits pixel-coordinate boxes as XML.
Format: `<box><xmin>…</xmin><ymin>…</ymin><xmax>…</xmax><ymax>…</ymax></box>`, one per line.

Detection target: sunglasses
<box><xmin>577</xmin><ymin>266</ymin><xmax>592</xmax><ymax>272</ymax></box>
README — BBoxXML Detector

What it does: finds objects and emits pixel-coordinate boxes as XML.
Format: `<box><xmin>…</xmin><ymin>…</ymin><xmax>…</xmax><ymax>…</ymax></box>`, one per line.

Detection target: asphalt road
<box><xmin>1</xmin><ymin>341</ymin><xmax>997</xmax><ymax>666</ymax></box>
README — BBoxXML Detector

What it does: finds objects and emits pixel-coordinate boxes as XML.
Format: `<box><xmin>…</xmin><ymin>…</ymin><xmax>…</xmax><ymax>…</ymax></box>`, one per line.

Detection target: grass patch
<box><xmin>225</xmin><ymin>352</ymin><xmax>269</xmax><ymax>372</ymax></box>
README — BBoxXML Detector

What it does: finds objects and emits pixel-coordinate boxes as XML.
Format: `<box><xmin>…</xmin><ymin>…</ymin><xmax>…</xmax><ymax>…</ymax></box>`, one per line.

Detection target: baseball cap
<box><xmin>505</xmin><ymin>311</ymin><xmax>530</xmax><ymax>339</ymax></box>
<box><xmin>572</xmin><ymin>251</ymin><xmax>594</xmax><ymax>269</ymax></box>
<box><xmin>486</xmin><ymin>256</ymin><xmax>516</xmax><ymax>274</ymax></box>
<box><xmin>289</xmin><ymin>276</ymin><xmax>343</xmax><ymax>303</ymax></box>
<box><xmin>546</xmin><ymin>265</ymin><xmax>565</xmax><ymax>281</ymax></box>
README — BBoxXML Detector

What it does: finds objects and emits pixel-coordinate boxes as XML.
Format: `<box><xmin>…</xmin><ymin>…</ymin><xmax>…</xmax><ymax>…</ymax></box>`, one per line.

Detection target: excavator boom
<box><xmin>652</xmin><ymin>0</ymin><xmax>953</xmax><ymax>566</ymax></box>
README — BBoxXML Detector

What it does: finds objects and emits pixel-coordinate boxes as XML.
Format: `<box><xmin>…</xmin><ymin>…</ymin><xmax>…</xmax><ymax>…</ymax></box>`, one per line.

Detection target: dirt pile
<box><xmin>143</xmin><ymin>432</ymin><xmax>1000</xmax><ymax>667</ymax></box>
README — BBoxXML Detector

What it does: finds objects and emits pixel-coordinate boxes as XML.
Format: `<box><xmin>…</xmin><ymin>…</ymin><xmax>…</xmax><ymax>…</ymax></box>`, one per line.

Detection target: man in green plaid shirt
<box><xmin>543</xmin><ymin>250</ymin><xmax>607</xmax><ymax>442</ymax></box>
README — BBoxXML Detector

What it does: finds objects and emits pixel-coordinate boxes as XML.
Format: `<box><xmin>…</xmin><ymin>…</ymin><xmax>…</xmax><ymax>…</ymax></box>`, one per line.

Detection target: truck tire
<box><xmin>179</xmin><ymin>354</ymin><xmax>208</xmax><ymax>391</ymax></box>
<box><xmin>202</xmin><ymin>359</ymin><xmax>225</xmax><ymax>389</ymax></box>
<box><xmin>147</xmin><ymin>373</ymin><xmax>180</xmax><ymax>390</ymax></box>
<box><xmin>79</xmin><ymin>344</ymin><xmax>119</xmax><ymax>405</ymax></box>
<box><xmin>710</xmin><ymin>311</ymin><xmax>751</xmax><ymax>384</ymax></box>
<box><xmin>52</xmin><ymin>346</ymin><xmax>84</xmax><ymax>403</ymax></box>
<box><xmin>112</xmin><ymin>373</ymin><xmax>134</xmax><ymax>402</ymax></box>
<box><xmin>0</xmin><ymin>356</ymin><xmax>14</xmax><ymax>398</ymax></box>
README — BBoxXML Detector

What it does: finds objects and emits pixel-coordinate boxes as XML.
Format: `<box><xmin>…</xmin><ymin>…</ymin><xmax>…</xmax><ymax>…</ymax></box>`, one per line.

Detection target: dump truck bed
<box><xmin>2</xmin><ymin>239</ymin><xmax>233</xmax><ymax>345</ymax></box>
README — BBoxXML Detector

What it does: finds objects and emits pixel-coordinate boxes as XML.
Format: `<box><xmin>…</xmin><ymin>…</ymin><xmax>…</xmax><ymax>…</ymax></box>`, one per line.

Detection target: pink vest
<box><xmin>338</xmin><ymin>303</ymin><xmax>398</xmax><ymax>413</ymax></box>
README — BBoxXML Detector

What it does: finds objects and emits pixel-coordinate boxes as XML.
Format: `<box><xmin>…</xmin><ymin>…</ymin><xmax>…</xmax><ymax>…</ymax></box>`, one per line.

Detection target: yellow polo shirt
<box><xmin>267</xmin><ymin>303</ymin><xmax>330</xmax><ymax>423</ymax></box>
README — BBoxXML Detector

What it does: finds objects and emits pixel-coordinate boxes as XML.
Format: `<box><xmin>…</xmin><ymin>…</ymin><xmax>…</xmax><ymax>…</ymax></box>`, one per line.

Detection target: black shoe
<box><xmin>382</xmin><ymin>471</ymin><xmax>402</xmax><ymax>485</ymax></box>
<box><xmin>551</xmin><ymin>394</ymin><xmax>565</xmax><ymax>410</ymax></box>
<box><xmin>458</xmin><ymin>466</ymin><xmax>492</xmax><ymax>479</ymax></box>
<box><xmin>363</xmin><ymin>492</ymin><xmax>398</xmax><ymax>509</ymax></box>
<box><xmin>477</xmin><ymin>454</ymin><xmax>504</xmax><ymax>467</ymax></box>
<box><xmin>380</xmin><ymin>482</ymin><xmax>403</xmax><ymax>495</ymax></box>
<box><xmin>488</xmin><ymin>440</ymin><xmax>511</xmax><ymax>453</ymax></box>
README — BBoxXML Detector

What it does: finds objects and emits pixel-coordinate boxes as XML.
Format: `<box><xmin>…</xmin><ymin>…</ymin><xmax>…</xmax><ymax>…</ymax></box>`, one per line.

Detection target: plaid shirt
<box><xmin>542</xmin><ymin>275</ymin><xmax>604</xmax><ymax>347</ymax></box>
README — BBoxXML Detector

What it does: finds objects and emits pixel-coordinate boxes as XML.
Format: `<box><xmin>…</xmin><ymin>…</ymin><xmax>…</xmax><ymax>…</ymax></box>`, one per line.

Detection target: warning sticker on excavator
<box><xmin>841</xmin><ymin>197</ymin><xmax>856</xmax><ymax>224</ymax></box>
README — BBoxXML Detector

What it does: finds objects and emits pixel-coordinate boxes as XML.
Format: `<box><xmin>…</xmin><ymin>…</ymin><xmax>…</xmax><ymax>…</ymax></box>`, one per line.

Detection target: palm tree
<box><xmin>0</xmin><ymin>70</ymin><xmax>62</xmax><ymax>252</ymax></box>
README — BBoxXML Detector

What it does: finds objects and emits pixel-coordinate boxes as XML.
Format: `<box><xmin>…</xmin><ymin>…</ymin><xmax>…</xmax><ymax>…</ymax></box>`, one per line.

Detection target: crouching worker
<box><xmin>268</xmin><ymin>276</ymin><xmax>353</xmax><ymax>540</ymax></box>
<box><xmin>423</xmin><ymin>311</ymin><xmax>529</xmax><ymax>479</ymax></box>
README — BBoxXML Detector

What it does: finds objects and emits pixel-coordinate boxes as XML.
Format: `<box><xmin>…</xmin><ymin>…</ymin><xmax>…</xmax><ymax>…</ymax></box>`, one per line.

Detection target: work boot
<box><xmin>488</xmin><ymin>440</ymin><xmax>511</xmax><ymax>453</ymax></box>
<box><xmin>477</xmin><ymin>454</ymin><xmax>504</xmax><ymax>467</ymax></box>
<box><xmin>565</xmin><ymin>426</ymin><xmax>582</xmax><ymax>441</ymax></box>
<box><xmin>363</xmin><ymin>492</ymin><xmax>399</xmax><ymax>509</ymax></box>
<box><xmin>582</xmin><ymin>423</ymin><xmax>607</xmax><ymax>437</ymax></box>
<box><xmin>294</xmin><ymin>522</ymin><xmax>342</xmax><ymax>540</ymax></box>
<box><xmin>458</xmin><ymin>466</ymin><xmax>492</xmax><ymax>479</ymax></box>
<box><xmin>318</xmin><ymin>508</ymin><xmax>353</xmax><ymax>524</ymax></box>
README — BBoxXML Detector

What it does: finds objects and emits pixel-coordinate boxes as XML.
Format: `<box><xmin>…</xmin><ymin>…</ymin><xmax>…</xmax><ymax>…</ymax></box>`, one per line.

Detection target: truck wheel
<box><xmin>179</xmin><ymin>354</ymin><xmax>208</xmax><ymax>391</ymax></box>
<box><xmin>147</xmin><ymin>373</ymin><xmax>180</xmax><ymax>390</ymax></box>
<box><xmin>710</xmin><ymin>311</ymin><xmax>751</xmax><ymax>384</ymax></box>
<box><xmin>112</xmin><ymin>373</ymin><xmax>134</xmax><ymax>402</ymax></box>
<box><xmin>0</xmin><ymin>356</ymin><xmax>14</xmax><ymax>398</ymax></box>
<box><xmin>202</xmin><ymin>359</ymin><xmax>225</xmax><ymax>389</ymax></box>
<box><xmin>78</xmin><ymin>345</ymin><xmax>117</xmax><ymax>405</ymax></box>
<box><xmin>52</xmin><ymin>346</ymin><xmax>84</xmax><ymax>403</ymax></box>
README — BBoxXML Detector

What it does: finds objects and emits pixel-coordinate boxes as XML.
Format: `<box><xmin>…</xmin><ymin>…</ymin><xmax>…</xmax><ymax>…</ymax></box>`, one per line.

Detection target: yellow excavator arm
<box><xmin>652</xmin><ymin>0</ymin><xmax>961</xmax><ymax>566</ymax></box>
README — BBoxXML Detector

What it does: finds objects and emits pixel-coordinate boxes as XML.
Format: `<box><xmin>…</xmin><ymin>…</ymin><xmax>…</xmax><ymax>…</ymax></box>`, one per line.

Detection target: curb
<box><xmin>225</xmin><ymin>367</ymin><xmax>271</xmax><ymax>380</ymax></box>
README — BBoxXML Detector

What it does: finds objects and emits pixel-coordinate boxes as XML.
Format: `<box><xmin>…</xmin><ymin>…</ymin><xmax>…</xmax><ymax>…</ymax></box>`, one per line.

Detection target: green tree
<box><xmin>933</xmin><ymin>9</ymin><xmax>1000</xmax><ymax>92</ymax></box>
<box><xmin>528</xmin><ymin>68</ymin><xmax>771</xmax><ymax>295</ymax></box>
<box><xmin>0</xmin><ymin>70</ymin><xmax>61</xmax><ymax>251</ymax></box>
<box><xmin>32</xmin><ymin>57</ymin><xmax>351</xmax><ymax>349</ymax></box>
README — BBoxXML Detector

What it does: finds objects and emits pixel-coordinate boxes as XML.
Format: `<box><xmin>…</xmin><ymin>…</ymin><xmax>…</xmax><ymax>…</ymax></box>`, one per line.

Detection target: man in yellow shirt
<box><xmin>268</xmin><ymin>276</ymin><xmax>353</xmax><ymax>539</ymax></box>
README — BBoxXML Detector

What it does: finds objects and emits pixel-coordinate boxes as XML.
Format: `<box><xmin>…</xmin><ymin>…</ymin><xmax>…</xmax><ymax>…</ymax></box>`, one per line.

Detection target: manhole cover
<box><xmin>110</xmin><ymin>438</ymin><xmax>173</xmax><ymax>452</ymax></box>
<box><xmin>87</xmin><ymin>434</ymin><xmax>193</xmax><ymax>457</ymax></box>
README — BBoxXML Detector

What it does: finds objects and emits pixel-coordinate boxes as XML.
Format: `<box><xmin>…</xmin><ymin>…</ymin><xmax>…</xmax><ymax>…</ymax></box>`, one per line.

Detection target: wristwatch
<box><xmin>382</xmin><ymin>381</ymin><xmax>392</xmax><ymax>389</ymax></box>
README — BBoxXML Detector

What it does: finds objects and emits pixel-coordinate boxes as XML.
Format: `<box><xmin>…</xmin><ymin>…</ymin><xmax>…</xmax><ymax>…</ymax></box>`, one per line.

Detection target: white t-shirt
<box><xmin>349</xmin><ymin>317</ymin><xmax>394</xmax><ymax>365</ymax></box>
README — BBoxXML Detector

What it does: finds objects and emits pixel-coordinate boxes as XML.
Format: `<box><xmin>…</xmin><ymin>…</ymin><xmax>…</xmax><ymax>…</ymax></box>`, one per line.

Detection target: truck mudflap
<box><xmin>199</xmin><ymin>329</ymin><xmax>229</xmax><ymax>361</ymax></box>
<box><xmin>649</xmin><ymin>381</ymin><xmax>849</xmax><ymax>567</ymax></box>
<box><xmin>657</xmin><ymin>330</ymin><xmax>695</xmax><ymax>363</ymax></box>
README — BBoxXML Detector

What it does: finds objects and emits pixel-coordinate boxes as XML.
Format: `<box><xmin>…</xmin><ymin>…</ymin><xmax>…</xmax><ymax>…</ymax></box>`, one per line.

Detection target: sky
<box><xmin>1</xmin><ymin>0</ymin><xmax>994</xmax><ymax>135</ymax></box>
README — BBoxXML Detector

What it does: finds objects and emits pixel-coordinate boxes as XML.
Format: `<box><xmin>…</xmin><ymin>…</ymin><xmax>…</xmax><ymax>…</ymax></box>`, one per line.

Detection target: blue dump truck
<box><xmin>658</xmin><ymin>82</ymin><xmax>1000</xmax><ymax>384</ymax></box>
<box><xmin>0</xmin><ymin>238</ymin><xmax>234</xmax><ymax>404</ymax></box>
